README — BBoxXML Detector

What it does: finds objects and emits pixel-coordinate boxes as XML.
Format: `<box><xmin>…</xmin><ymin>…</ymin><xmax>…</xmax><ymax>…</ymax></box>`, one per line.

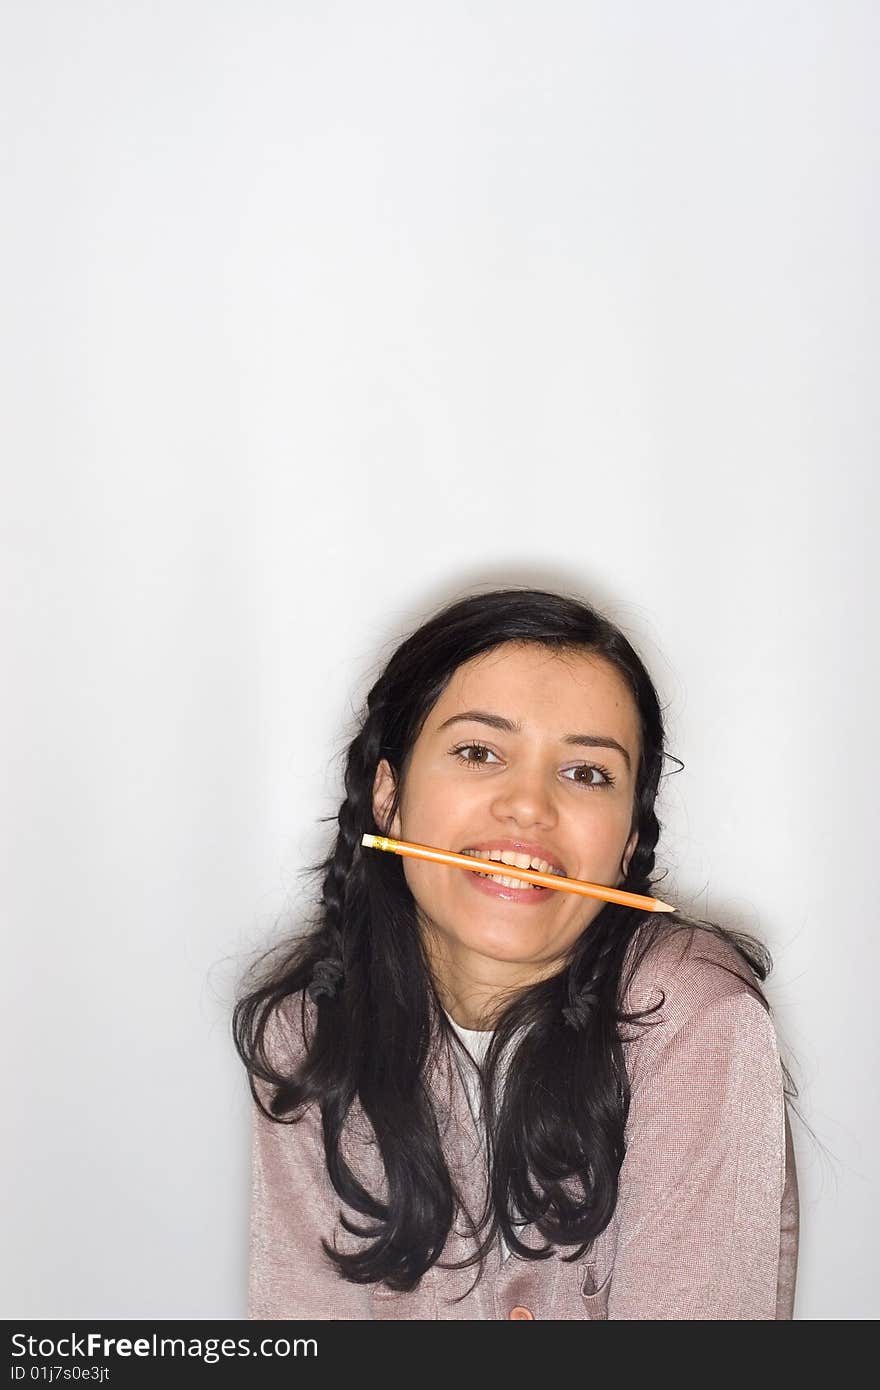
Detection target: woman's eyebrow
<box><xmin>435</xmin><ymin>710</ymin><xmax>632</xmax><ymax>773</ymax></box>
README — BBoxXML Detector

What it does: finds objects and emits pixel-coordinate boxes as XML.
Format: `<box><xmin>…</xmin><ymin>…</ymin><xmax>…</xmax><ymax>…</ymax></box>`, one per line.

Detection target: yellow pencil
<box><xmin>361</xmin><ymin>834</ymin><xmax>676</xmax><ymax>913</ymax></box>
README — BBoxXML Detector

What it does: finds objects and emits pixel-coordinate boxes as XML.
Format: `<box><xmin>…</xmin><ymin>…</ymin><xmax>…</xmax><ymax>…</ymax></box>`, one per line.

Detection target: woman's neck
<box><xmin>421</xmin><ymin>924</ymin><xmax>554</xmax><ymax>1030</ymax></box>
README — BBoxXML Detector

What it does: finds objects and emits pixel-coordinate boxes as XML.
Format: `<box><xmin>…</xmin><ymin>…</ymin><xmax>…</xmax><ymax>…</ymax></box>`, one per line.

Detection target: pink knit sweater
<box><xmin>248</xmin><ymin>925</ymin><xmax>799</xmax><ymax>1319</ymax></box>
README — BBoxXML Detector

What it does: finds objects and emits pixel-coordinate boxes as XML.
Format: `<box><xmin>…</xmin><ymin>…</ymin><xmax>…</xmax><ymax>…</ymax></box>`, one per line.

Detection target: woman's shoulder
<box><xmin>619</xmin><ymin>918</ymin><xmax>772</xmax><ymax>1068</ymax></box>
<box><xmin>249</xmin><ymin>987</ymin><xmax>318</xmax><ymax>1113</ymax></box>
<box><xmin>253</xmin><ymin>987</ymin><xmax>380</xmax><ymax>1157</ymax></box>
<box><xmin>261</xmin><ymin>987</ymin><xmax>317</xmax><ymax>1071</ymax></box>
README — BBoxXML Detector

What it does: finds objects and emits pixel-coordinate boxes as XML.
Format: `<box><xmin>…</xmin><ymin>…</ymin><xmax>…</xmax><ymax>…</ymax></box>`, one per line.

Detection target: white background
<box><xmin>2</xmin><ymin>1</ymin><xmax>876</xmax><ymax>1319</ymax></box>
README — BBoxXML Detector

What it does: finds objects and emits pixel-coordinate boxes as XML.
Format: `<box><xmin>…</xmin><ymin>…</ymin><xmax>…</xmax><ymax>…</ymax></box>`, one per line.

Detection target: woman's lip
<box><xmin>463</xmin><ymin>865</ymin><xmax>553</xmax><ymax>904</ymax></box>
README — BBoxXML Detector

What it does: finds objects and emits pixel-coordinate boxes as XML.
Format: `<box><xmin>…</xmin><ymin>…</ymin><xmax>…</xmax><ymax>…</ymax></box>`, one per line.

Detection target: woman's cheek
<box><xmin>402</xmin><ymin>857</ymin><xmax>438</xmax><ymax>905</ymax></box>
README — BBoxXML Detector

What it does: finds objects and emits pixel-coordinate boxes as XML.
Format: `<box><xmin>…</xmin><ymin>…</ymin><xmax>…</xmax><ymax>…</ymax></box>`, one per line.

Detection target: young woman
<box><xmin>234</xmin><ymin>587</ymin><xmax>801</xmax><ymax>1319</ymax></box>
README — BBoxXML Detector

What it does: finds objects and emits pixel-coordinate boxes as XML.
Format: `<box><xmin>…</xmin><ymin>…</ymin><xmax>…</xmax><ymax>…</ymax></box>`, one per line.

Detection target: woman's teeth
<box><xmin>475</xmin><ymin>871</ymin><xmax>542</xmax><ymax>890</ymax></box>
<box><xmin>461</xmin><ymin>848</ymin><xmax>558</xmax><ymax>890</ymax></box>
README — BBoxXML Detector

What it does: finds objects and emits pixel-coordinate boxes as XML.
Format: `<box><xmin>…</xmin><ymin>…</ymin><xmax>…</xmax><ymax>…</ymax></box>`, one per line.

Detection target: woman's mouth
<box><xmin>459</xmin><ymin>849</ymin><xmax>557</xmax><ymax>904</ymax></box>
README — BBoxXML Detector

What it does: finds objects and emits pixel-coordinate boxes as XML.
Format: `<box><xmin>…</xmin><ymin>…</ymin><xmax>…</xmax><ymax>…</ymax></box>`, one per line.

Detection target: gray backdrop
<box><xmin>2</xmin><ymin>0</ymin><xmax>876</xmax><ymax>1320</ymax></box>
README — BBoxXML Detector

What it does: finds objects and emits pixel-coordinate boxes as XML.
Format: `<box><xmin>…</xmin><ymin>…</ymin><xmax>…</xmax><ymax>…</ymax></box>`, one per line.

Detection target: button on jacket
<box><xmin>247</xmin><ymin>925</ymin><xmax>799</xmax><ymax>1320</ymax></box>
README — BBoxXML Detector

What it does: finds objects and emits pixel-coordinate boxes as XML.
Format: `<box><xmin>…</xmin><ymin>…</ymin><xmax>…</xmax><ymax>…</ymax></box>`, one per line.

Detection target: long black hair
<box><xmin>233</xmin><ymin>585</ymin><xmax>801</xmax><ymax>1295</ymax></box>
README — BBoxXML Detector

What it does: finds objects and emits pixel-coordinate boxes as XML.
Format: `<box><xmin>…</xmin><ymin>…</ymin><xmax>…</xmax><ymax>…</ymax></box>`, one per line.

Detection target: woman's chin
<box><xmin>448</xmin><ymin>926</ymin><xmax>550</xmax><ymax>965</ymax></box>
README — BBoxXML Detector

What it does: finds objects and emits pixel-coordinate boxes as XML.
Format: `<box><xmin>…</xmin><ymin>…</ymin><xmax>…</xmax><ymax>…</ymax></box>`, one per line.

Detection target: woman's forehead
<box><xmin>429</xmin><ymin>646</ymin><xmax>640</xmax><ymax>752</ymax></box>
<box><xmin>445</xmin><ymin>644</ymin><xmax>630</xmax><ymax>704</ymax></box>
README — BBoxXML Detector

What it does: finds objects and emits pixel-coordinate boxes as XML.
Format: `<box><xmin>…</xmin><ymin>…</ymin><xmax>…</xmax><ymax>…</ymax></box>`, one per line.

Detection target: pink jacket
<box><xmin>248</xmin><ymin>926</ymin><xmax>799</xmax><ymax>1319</ymax></box>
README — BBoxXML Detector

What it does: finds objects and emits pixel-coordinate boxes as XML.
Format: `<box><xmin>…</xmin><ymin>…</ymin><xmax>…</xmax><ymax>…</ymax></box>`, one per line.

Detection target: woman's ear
<box><xmin>372</xmin><ymin>759</ymin><xmax>401</xmax><ymax>837</ymax></box>
<box><xmin>618</xmin><ymin>830</ymin><xmax>639</xmax><ymax>884</ymax></box>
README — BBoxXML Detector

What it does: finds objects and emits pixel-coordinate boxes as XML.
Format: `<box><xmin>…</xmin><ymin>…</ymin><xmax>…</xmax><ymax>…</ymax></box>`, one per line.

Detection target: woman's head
<box><xmin>364</xmin><ymin>590</ymin><xmax>666</xmax><ymax>1004</ymax></box>
<box><xmin>371</xmin><ymin>638</ymin><xmax>645</xmax><ymax>1013</ymax></box>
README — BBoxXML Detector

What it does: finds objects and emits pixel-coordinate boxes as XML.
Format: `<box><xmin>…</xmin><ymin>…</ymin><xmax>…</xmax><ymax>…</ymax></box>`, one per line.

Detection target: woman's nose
<box><xmin>490</xmin><ymin>771</ymin><xmax>557</xmax><ymax>823</ymax></box>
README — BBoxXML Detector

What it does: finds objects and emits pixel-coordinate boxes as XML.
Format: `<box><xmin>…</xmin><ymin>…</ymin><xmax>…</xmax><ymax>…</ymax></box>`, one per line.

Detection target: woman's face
<box><xmin>372</xmin><ymin>642</ymin><xmax>642</xmax><ymax>981</ymax></box>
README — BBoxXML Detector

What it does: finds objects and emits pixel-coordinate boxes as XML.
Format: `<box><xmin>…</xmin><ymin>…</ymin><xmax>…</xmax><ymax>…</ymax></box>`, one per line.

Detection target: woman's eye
<box><xmin>567</xmin><ymin>763</ymin><xmax>616</xmax><ymax>788</ymax></box>
<box><xmin>451</xmin><ymin>743</ymin><xmax>615</xmax><ymax>789</ymax></box>
<box><xmin>453</xmin><ymin>742</ymin><xmax>500</xmax><ymax>767</ymax></box>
